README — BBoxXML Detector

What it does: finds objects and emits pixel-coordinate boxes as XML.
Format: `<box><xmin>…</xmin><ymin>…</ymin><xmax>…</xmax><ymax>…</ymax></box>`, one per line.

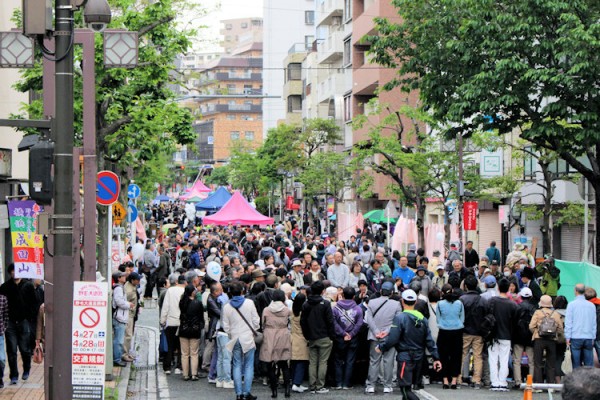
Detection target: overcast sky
<box><xmin>180</xmin><ymin>0</ymin><xmax>264</xmax><ymax>51</ymax></box>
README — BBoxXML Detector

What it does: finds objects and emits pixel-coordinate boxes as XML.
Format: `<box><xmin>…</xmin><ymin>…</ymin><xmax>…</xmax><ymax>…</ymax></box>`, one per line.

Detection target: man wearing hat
<box><xmin>112</xmin><ymin>271</ymin><xmax>132</xmax><ymax>367</ymax></box>
<box><xmin>512</xmin><ymin>287</ymin><xmax>536</xmax><ymax>388</ymax></box>
<box><xmin>249</xmin><ymin>269</ymin><xmax>265</xmax><ymax>290</ymax></box>
<box><xmin>432</xmin><ymin>266</ymin><xmax>448</xmax><ymax>290</ymax></box>
<box><xmin>288</xmin><ymin>259</ymin><xmax>305</xmax><ymax>288</ymax></box>
<box><xmin>122</xmin><ymin>272</ymin><xmax>141</xmax><ymax>363</ymax></box>
<box><xmin>411</xmin><ymin>266</ymin><xmax>432</xmax><ymax>297</ymax></box>
<box><xmin>521</xmin><ymin>267</ymin><xmax>542</xmax><ymax>303</ymax></box>
<box><xmin>376</xmin><ymin>289</ymin><xmax>442</xmax><ymax>399</ymax></box>
<box><xmin>364</xmin><ymin>281</ymin><xmax>402</xmax><ymax>394</ymax></box>
<box><xmin>529</xmin><ymin>295</ymin><xmax>564</xmax><ymax>383</ymax></box>
<box><xmin>481</xmin><ymin>276</ymin><xmax>498</xmax><ymax>301</ymax></box>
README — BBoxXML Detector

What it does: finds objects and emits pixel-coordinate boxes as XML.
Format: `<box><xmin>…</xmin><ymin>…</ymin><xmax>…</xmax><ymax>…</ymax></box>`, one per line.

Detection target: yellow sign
<box><xmin>113</xmin><ymin>202</ymin><xmax>126</xmax><ymax>225</ymax></box>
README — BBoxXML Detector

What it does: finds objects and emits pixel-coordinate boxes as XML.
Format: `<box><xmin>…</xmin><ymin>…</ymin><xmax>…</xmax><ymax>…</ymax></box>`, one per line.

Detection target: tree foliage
<box><xmin>369</xmin><ymin>0</ymin><xmax>600</xmax><ymax>260</ymax></box>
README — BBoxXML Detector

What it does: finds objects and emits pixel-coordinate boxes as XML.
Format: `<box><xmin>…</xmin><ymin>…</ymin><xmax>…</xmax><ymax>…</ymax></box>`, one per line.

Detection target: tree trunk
<box><xmin>416</xmin><ymin>199</ymin><xmax>425</xmax><ymax>249</ymax></box>
<box><xmin>540</xmin><ymin>162</ymin><xmax>553</xmax><ymax>258</ymax></box>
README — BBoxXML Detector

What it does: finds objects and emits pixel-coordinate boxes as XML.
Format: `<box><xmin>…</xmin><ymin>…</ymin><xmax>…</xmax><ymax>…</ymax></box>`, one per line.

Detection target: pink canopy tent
<box><xmin>180</xmin><ymin>180</ymin><xmax>211</xmax><ymax>200</ymax></box>
<box><xmin>203</xmin><ymin>191</ymin><xmax>274</xmax><ymax>226</ymax></box>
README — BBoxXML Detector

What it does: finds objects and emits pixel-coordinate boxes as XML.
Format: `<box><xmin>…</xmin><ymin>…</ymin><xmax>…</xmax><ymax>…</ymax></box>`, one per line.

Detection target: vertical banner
<box><xmin>327</xmin><ymin>197</ymin><xmax>335</xmax><ymax>217</ymax></box>
<box><xmin>463</xmin><ymin>201</ymin><xmax>478</xmax><ymax>231</ymax></box>
<box><xmin>72</xmin><ymin>281</ymin><xmax>108</xmax><ymax>400</ymax></box>
<box><xmin>8</xmin><ymin>200</ymin><xmax>44</xmax><ymax>279</ymax></box>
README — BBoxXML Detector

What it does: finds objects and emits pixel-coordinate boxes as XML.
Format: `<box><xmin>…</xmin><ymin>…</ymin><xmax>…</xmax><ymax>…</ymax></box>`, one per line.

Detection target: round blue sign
<box><xmin>127</xmin><ymin>203</ymin><xmax>138</xmax><ymax>223</ymax></box>
<box><xmin>127</xmin><ymin>184</ymin><xmax>141</xmax><ymax>199</ymax></box>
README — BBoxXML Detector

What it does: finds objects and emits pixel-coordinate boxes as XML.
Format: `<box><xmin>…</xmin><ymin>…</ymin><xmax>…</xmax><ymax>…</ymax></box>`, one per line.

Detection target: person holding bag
<box><xmin>178</xmin><ymin>285</ymin><xmax>205</xmax><ymax>381</ymax></box>
<box><xmin>529</xmin><ymin>295</ymin><xmax>563</xmax><ymax>384</ymax></box>
<box><xmin>223</xmin><ymin>281</ymin><xmax>260</xmax><ymax>400</ymax></box>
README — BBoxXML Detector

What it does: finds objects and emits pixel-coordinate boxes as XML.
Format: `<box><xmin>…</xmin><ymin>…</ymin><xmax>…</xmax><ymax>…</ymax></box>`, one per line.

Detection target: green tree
<box><xmin>205</xmin><ymin>166</ymin><xmax>231</xmax><ymax>186</ymax></box>
<box><xmin>368</xmin><ymin>0</ymin><xmax>600</xmax><ymax>261</ymax></box>
<box><xmin>13</xmin><ymin>0</ymin><xmax>199</xmax><ymax>270</ymax></box>
<box><xmin>353</xmin><ymin>100</ymin><xmax>495</xmax><ymax>249</ymax></box>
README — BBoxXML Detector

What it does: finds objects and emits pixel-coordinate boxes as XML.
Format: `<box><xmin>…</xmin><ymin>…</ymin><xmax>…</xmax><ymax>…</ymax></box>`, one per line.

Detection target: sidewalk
<box><xmin>0</xmin><ymin>353</ymin><xmax>129</xmax><ymax>400</ymax></box>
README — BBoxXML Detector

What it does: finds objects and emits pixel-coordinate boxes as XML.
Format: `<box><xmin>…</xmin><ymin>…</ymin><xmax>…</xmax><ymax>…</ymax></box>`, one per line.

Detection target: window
<box><xmin>343</xmin><ymin>95</ymin><xmax>352</xmax><ymax>122</ymax></box>
<box><xmin>243</xmin><ymin>84</ymin><xmax>253</xmax><ymax>94</ymax></box>
<box><xmin>344</xmin><ymin>0</ymin><xmax>352</xmax><ymax>22</ymax></box>
<box><xmin>241</xmin><ymin>115</ymin><xmax>253</xmax><ymax>121</ymax></box>
<box><xmin>245</xmin><ymin>131</ymin><xmax>255</xmax><ymax>141</ymax></box>
<box><xmin>225</xmin><ymin>23</ymin><xmax>232</xmax><ymax>30</ymax></box>
<box><xmin>241</xmin><ymin>22</ymin><xmax>248</xmax><ymax>28</ymax></box>
<box><xmin>305</xmin><ymin>35</ymin><xmax>315</xmax><ymax>51</ymax></box>
<box><xmin>230</xmin><ymin>131</ymin><xmax>240</xmax><ymax>140</ymax></box>
<box><xmin>287</xmin><ymin>63</ymin><xmax>302</xmax><ymax>81</ymax></box>
<box><xmin>226</xmin><ymin>114</ymin><xmax>236</xmax><ymax>120</ymax></box>
<box><xmin>288</xmin><ymin>95</ymin><xmax>302</xmax><ymax>113</ymax></box>
<box><xmin>523</xmin><ymin>146</ymin><xmax>536</xmax><ymax>180</ymax></box>
<box><xmin>305</xmin><ymin>10</ymin><xmax>315</xmax><ymax>25</ymax></box>
<box><xmin>227</xmin><ymin>84</ymin><xmax>237</xmax><ymax>93</ymax></box>
<box><xmin>343</xmin><ymin>38</ymin><xmax>352</xmax><ymax>66</ymax></box>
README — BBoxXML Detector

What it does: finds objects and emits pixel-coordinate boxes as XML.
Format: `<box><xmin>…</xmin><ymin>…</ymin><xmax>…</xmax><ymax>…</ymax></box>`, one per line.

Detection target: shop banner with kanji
<box><xmin>8</xmin><ymin>200</ymin><xmax>44</xmax><ymax>279</ymax></box>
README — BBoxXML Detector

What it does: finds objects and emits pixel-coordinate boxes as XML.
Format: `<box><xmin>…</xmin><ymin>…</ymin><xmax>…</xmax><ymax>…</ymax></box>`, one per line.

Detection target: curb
<box><xmin>117</xmin><ymin>362</ymin><xmax>132</xmax><ymax>400</ymax></box>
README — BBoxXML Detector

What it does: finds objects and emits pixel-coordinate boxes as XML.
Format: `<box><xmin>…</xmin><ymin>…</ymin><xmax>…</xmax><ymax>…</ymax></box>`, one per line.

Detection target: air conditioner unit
<box><xmin>332</xmin><ymin>16</ymin><xmax>342</xmax><ymax>26</ymax></box>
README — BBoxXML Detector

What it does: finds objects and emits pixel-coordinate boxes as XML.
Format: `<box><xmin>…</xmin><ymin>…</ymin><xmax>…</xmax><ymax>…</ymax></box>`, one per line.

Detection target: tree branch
<box><xmin>97</xmin><ymin>115</ymin><xmax>133</xmax><ymax>138</ymax></box>
<box><xmin>138</xmin><ymin>16</ymin><xmax>175</xmax><ymax>36</ymax></box>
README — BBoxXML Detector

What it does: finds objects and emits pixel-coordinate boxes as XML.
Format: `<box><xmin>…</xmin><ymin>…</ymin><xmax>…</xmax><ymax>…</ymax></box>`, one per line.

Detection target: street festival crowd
<box><xmin>3</xmin><ymin>202</ymin><xmax>600</xmax><ymax>398</ymax></box>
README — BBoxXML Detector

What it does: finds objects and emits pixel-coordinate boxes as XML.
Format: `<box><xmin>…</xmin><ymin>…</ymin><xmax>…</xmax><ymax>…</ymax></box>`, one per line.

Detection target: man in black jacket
<box><xmin>0</xmin><ymin>264</ymin><xmax>37</xmax><ymax>384</ymax></box>
<box><xmin>487</xmin><ymin>278</ymin><xmax>518</xmax><ymax>392</ymax></box>
<box><xmin>460</xmin><ymin>275</ymin><xmax>487</xmax><ymax>389</ymax></box>
<box><xmin>300</xmin><ymin>281</ymin><xmax>335</xmax><ymax>394</ymax></box>
<box><xmin>512</xmin><ymin>287</ymin><xmax>536</xmax><ymax>388</ymax></box>
<box><xmin>464</xmin><ymin>241</ymin><xmax>480</xmax><ymax>269</ymax></box>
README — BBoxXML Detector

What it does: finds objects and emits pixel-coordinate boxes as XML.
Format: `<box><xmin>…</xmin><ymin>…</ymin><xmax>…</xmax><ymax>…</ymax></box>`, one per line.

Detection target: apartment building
<box><xmin>263</xmin><ymin>0</ymin><xmax>316</xmax><ymax>138</ymax></box>
<box><xmin>220</xmin><ymin>17</ymin><xmax>263</xmax><ymax>54</ymax></box>
<box><xmin>190</xmin><ymin>43</ymin><xmax>264</xmax><ymax>163</ymax></box>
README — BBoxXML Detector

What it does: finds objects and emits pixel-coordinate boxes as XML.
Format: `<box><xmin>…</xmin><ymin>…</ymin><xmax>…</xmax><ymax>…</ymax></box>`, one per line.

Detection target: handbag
<box><xmin>562</xmin><ymin>346</ymin><xmax>573</xmax><ymax>375</ymax></box>
<box><xmin>33</xmin><ymin>341</ymin><xmax>44</xmax><ymax>364</ymax></box>
<box><xmin>159</xmin><ymin>329</ymin><xmax>168</xmax><ymax>353</ymax></box>
<box><xmin>233</xmin><ymin>304</ymin><xmax>263</xmax><ymax>345</ymax></box>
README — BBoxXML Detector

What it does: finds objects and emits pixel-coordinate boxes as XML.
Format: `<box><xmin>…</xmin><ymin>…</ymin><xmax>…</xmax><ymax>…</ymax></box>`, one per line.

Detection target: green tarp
<box><xmin>556</xmin><ymin>259</ymin><xmax>600</xmax><ymax>302</ymax></box>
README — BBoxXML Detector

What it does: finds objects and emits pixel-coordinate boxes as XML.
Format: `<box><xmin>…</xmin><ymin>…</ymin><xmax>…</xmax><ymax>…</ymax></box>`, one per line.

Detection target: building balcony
<box><xmin>214</xmin><ymin>72</ymin><xmax>262</xmax><ymax>81</ymax></box>
<box><xmin>317</xmin><ymin>30</ymin><xmax>344</xmax><ymax>64</ymax></box>
<box><xmin>317</xmin><ymin>0</ymin><xmax>344</xmax><ymax>27</ymax></box>
<box><xmin>283</xmin><ymin>80</ymin><xmax>304</xmax><ymax>98</ymax></box>
<box><xmin>317</xmin><ymin>73</ymin><xmax>345</xmax><ymax>104</ymax></box>
<box><xmin>353</xmin><ymin>65</ymin><xmax>378</xmax><ymax>96</ymax></box>
<box><xmin>200</xmin><ymin>103</ymin><xmax>262</xmax><ymax>115</ymax></box>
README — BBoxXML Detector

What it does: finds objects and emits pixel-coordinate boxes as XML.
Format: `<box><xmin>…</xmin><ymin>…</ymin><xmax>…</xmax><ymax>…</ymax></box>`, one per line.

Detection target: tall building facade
<box><xmin>263</xmin><ymin>0</ymin><xmax>316</xmax><ymax>138</ymax></box>
<box><xmin>189</xmin><ymin>43</ymin><xmax>264</xmax><ymax>164</ymax></box>
<box><xmin>220</xmin><ymin>17</ymin><xmax>263</xmax><ymax>54</ymax></box>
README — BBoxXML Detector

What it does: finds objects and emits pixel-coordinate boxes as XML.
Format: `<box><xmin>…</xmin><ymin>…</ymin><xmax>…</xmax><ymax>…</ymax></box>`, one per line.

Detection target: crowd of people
<box><xmin>109</xmin><ymin>203</ymin><xmax>600</xmax><ymax>400</ymax></box>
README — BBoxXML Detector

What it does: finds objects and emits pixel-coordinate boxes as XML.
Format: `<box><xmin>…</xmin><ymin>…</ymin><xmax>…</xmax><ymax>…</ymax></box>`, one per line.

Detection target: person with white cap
<box><xmin>288</xmin><ymin>259</ymin><xmax>305</xmax><ymax>288</ymax></box>
<box><xmin>376</xmin><ymin>289</ymin><xmax>442</xmax><ymax>400</ymax></box>
<box><xmin>432</xmin><ymin>266</ymin><xmax>448</xmax><ymax>290</ymax></box>
<box><xmin>511</xmin><ymin>287</ymin><xmax>536</xmax><ymax>388</ymax></box>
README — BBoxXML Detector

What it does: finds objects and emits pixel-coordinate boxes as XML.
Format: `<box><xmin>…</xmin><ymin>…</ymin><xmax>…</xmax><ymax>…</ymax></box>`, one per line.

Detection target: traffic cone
<box><xmin>523</xmin><ymin>374</ymin><xmax>533</xmax><ymax>400</ymax></box>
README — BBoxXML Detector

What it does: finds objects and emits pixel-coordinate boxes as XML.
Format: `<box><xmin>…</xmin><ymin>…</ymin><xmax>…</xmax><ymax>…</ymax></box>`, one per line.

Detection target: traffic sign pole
<box><xmin>108</xmin><ymin>205</ymin><xmax>113</xmax><ymax>278</ymax></box>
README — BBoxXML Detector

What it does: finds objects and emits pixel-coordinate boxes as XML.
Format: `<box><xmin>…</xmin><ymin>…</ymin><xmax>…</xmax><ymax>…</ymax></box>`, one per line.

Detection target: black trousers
<box><xmin>143</xmin><ymin>271</ymin><xmax>156</xmax><ymax>298</ymax></box>
<box><xmin>533</xmin><ymin>338</ymin><xmax>556</xmax><ymax>383</ymax></box>
<box><xmin>163</xmin><ymin>326</ymin><xmax>181</xmax><ymax>371</ymax></box>
<box><xmin>437</xmin><ymin>328</ymin><xmax>463</xmax><ymax>380</ymax></box>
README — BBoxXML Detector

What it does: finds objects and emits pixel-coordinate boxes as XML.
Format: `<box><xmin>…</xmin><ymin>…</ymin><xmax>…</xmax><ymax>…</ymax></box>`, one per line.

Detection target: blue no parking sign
<box><xmin>96</xmin><ymin>171</ymin><xmax>120</xmax><ymax>206</ymax></box>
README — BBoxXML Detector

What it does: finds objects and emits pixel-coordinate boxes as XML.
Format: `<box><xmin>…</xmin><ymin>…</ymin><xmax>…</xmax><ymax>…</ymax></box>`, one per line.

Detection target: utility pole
<box><xmin>50</xmin><ymin>0</ymin><xmax>75</xmax><ymax>396</ymax></box>
<box><xmin>458</xmin><ymin>134</ymin><xmax>464</xmax><ymax>253</ymax></box>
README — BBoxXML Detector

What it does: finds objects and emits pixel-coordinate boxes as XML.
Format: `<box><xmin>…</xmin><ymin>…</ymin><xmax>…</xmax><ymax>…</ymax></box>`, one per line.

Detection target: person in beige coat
<box><xmin>260</xmin><ymin>290</ymin><xmax>292</xmax><ymax>398</ymax></box>
<box><xmin>529</xmin><ymin>295</ymin><xmax>564</xmax><ymax>384</ymax></box>
<box><xmin>290</xmin><ymin>293</ymin><xmax>309</xmax><ymax>393</ymax></box>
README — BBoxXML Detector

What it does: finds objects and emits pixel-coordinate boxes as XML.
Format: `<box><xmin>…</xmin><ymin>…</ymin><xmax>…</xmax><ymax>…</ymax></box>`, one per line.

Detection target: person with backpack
<box><xmin>332</xmin><ymin>287</ymin><xmax>364</xmax><ymax>390</ymax></box>
<box><xmin>529</xmin><ymin>295</ymin><xmax>563</xmax><ymax>384</ymax></box>
<box><xmin>512</xmin><ymin>287</ymin><xmax>537</xmax><ymax>388</ymax></box>
<box><xmin>486</xmin><ymin>278</ymin><xmax>518</xmax><ymax>392</ymax></box>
